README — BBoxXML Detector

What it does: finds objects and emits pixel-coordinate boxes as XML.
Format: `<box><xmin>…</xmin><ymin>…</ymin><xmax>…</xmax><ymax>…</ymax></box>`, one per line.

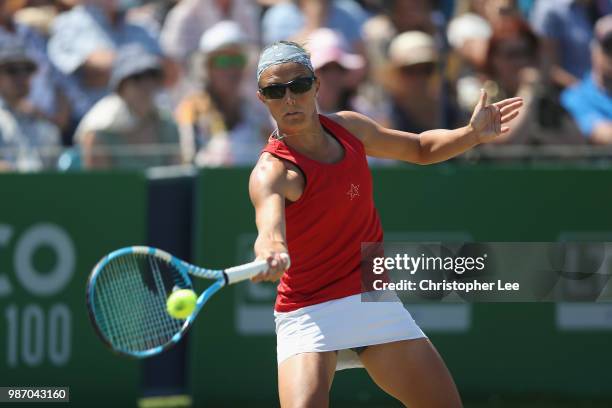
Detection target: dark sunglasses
<box><xmin>259</xmin><ymin>76</ymin><xmax>316</xmax><ymax>99</ymax></box>
<box><xmin>210</xmin><ymin>54</ymin><xmax>247</xmax><ymax>69</ymax></box>
<box><xmin>128</xmin><ymin>68</ymin><xmax>163</xmax><ymax>82</ymax></box>
<box><xmin>0</xmin><ymin>63</ymin><xmax>36</xmax><ymax>77</ymax></box>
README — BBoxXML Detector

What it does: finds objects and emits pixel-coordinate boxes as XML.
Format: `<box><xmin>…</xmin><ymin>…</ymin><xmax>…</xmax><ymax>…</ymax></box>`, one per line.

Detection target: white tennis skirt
<box><xmin>274</xmin><ymin>292</ymin><xmax>426</xmax><ymax>370</ymax></box>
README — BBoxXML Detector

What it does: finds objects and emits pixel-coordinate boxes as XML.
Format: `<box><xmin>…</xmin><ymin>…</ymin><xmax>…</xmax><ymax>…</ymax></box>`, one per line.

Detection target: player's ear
<box><xmin>315</xmin><ymin>76</ymin><xmax>320</xmax><ymax>94</ymax></box>
<box><xmin>256</xmin><ymin>90</ymin><xmax>266</xmax><ymax>104</ymax></box>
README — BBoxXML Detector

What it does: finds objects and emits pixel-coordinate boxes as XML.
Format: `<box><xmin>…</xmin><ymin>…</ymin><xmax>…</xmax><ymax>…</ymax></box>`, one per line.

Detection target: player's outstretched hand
<box><xmin>469</xmin><ymin>89</ymin><xmax>523</xmax><ymax>143</ymax></box>
<box><xmin>251</xmin><ymin>252</ymin><xmax>291</xmax><ymax>283</ymax></box>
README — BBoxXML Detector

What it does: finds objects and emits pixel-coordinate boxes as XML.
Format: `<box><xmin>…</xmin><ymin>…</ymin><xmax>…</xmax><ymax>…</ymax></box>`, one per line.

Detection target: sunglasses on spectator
<box><xmin>127</xmin><ymin>69</ymin><xmax>163</xmax><ymax>82</ymax></box>
<box><xmin>259</xmin><ymin>76</ymin><xmax>316</xmax><ymax>99</ymax></box>
<box><xmin>209</xmin><ymin>54</ymin><xmax>247</xmax><ymax>69</ymax></box>
<box><xmin>0</xmin><ymin>63</ymin><xmax>36</xmax><ymax>77</ymax></box>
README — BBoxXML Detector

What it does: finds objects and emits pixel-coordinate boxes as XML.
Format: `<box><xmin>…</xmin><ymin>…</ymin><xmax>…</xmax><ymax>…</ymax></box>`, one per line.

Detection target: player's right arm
<box><xmin>249</xmin><ymin>152</ymin><xmax>297</xmax><ymax>282</ymax></box>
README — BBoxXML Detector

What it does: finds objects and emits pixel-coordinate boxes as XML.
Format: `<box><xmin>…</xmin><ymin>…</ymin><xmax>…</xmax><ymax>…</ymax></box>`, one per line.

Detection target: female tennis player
<box><xmin>249</xmin><ymin>41</ymin><xmax>522</xmax><ymax>408</ymax></box>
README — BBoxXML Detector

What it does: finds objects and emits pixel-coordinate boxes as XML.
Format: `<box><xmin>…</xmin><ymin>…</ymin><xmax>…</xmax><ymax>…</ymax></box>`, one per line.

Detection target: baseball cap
<box><xmin>388</xmin><ymin>31</ymin><xmax>438</xmax><ymax>67</ymax></box>
<box><xmin>109</xmin><ymin>44</ymin><xmax>163</xmax><ymax>90</ymax></box>
<box><xmin>447</xmin><ymin>13</ymin><xmax>492</xmax><ymax>50</ymax></box>
<box><xmin>306</xmin><ymin>28</ymin><xmax>365</xmax><ymax>71</ymax></box>
<box><xmin>199</xmin><ymin>20</ymin><xmax>250</xmax><ymax>55</ymax></box>
<box><xmin>0</xmin><ymin>37</ymin><xmax>36</xmax><ymax>68</ymax></box>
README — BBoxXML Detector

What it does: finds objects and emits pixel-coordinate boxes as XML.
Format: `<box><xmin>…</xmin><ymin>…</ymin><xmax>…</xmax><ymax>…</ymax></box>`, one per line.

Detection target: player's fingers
<box><xmin>494</xmin><ymin>97</ymin><xmax>523</xmax><ymax>109</ymax></box>
<box><xmin>255</xmin><ymin>267</ymin><xmax>275</xmax><ymax>282</ymax></box>
<box><xmin>252</xmin><ymin>253</ymin><xmax>283</xmax><ymax>283</ymax></box>
<box><xmin>495</xmin><ymin>105</ymin><xmax>502</xmax><ymax>134</ymax></box>
<box><xmin>253</xmin><ymin>256</ymin><xmax>274</xmax><ymax>281</ymax></box>
<box><xmin>254</xmin><ymin>253</ymin><xmax>289</xmax><ymax>282</ymax></box>
<box><xmin>269</xmin><ymin>253</ymin><xmax>290</xmax><ymax>271</ymax></box>
<box><xmin>262</xmin><ymin>267</ymin><xmax>281</xmax><ymax>282</ymax></box>
<box><xmin>500</xmin><ymin>126</ymin><xmax>510</xmax><ymax>134</ymax></box>
<box><xmin>279</xmin><ymin>252</ymin><xmax>291</xmax><ymax>270</ymax></box>
<box><xmin>268</xmin><ymin>254</ymin><xmax>279</xmax><ymax>268</ymax></box>
<box><xmin>268</xmin><ymin>270</ymin><xmax>284</xmax><ymax>282</ymax></box>
<box><xmin>499</xmin><ymin>100</ymin><xmax>523</xmax><ymax>115</ymax></box>
<box><xmin>477</xmin><ymin>88</ymin><xmax>487</xmax><ymax>108</ymax></box>
<box><xmin>501</xmin><ymin>109</ymin><xmax>520</xmax><ymax>124</ymax></box>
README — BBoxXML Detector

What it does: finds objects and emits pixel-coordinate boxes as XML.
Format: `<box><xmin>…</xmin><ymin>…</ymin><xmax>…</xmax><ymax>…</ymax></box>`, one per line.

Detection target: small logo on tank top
<box><xmin>347</xmin><ymin>184</ymin><xmax>360</xmax><ymax>200</ymax></box>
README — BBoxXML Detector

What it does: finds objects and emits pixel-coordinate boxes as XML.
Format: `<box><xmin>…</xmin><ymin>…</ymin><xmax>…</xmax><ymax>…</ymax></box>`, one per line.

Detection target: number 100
<box><xmin>4</xmin><ymin>304</ymin><xmax>71</xmax><ymax>367</ymax></box>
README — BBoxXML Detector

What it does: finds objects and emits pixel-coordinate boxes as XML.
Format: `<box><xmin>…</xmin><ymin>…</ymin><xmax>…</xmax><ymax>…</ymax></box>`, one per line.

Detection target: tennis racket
<box><xmin>86</xmin><ymin>246</ymin><xmax>289</xmax><ymax>358</ymax></box>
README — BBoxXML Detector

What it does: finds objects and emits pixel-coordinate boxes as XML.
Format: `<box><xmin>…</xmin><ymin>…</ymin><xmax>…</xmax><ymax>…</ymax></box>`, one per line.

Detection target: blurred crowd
<box><xmin>0</xmin><ymin>0</ymin><xmax>611</xmax><ymax>171</ymax></box>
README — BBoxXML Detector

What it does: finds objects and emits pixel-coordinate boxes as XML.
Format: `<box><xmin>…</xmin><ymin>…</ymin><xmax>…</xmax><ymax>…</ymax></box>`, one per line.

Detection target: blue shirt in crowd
<box><xmin>561</xmin><ymin>73</ymin><xmax>612</xmax><ymax>138</ymax></box>
<box><xmin>47</xmin><ymin>5</ymin><xmax>161</xmax><ymax>117</ymax></box>
<box><xmin>531</xmin><ymin>0</ymin><xmax>612</xmax><ymax>79</ymax></box>
<box><xmin>0</xmin><ymin>23</ymin><xmax>78</xmax><ymax>119</ymax></box>
<box><xmin>0</xmin><ymin>97</ymin><xmax>61</xmax><ymax>170</ymax></box>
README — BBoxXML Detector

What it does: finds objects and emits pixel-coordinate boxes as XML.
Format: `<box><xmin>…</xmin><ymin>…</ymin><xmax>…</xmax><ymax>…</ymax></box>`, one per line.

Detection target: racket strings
<box><xmin>100</xmin><ymin>255</ymin><xmax>180</xmax><ymax>351</ymax></box>
<box><xmin>149</xmin><ymin>256</ymin><xmax>181</xmax><ymax>343</ymax></box>
<box><xmin>100</xmin><ymin>257</ymin><xmax>155</xmax><ymax>351</ymax></box>
<box><xmin>92</xmin><ymin>253</ymin><xmax>189</xmax><ymax>353</ymax></box>
<box><xmin>130</xmin><ymin>255</ymin><xmax>184</xmax><ymax>349</ymax></box>
<box><xmin>120</xmin><ymin>256</ymin><xmax>164</xmax><ymax>350</ymax></box>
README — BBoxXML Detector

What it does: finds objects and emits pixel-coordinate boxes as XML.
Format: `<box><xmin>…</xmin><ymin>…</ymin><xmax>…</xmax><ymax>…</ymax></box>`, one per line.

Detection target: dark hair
<box><xmin>485</xmin><ymin>17</ymin><xmax>539</xmax><ymax>75</ymax></box>
<box><xmin>600</xmin><ymin>33</ymin><xmax>612</xmax><ymax>57</ymax></box>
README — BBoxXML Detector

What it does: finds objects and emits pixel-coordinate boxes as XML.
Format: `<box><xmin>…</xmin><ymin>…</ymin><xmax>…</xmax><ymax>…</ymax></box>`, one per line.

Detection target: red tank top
<box><xmin>261</xmin><ymin>114</ymin><xmax>384</xmax><ymax>312</ymax></box>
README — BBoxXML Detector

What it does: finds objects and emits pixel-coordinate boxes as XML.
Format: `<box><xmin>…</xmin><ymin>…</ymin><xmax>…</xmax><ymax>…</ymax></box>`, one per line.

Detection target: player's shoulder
<box><xmin>254</xmin><ymin>151</ymin><xmax>288</xmax><ymax>174</ymax></box>
<box><xmin>327</xmin><ymin>111</ymin><xmax>379</xmax><ymax>143</ymax></box>
<box><xmin>250</xmin><ymin>152</ymin><xmax>300</xmax><ymax>194</ymax></box>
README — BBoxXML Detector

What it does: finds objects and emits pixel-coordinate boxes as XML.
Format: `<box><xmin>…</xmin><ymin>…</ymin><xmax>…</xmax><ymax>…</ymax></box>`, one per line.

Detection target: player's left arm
<box><xmin>332</xmin><ymin>90</ymin><xmax>523</xmax><ymax>165</ymax></box>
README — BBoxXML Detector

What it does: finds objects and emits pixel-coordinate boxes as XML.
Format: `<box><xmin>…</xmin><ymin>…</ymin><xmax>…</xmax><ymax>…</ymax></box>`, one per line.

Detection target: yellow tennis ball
<box><xmin>166</xmin><ymin>289</ymin><xmax>197</xmax><ymax>319</ymax></box>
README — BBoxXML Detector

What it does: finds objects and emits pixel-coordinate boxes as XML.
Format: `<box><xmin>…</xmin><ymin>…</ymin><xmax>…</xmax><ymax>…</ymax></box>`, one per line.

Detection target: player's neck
<box><xmin>279</xmin><ymin>120</ymin><xmax>343</xmax><ymax>164</ymax></box>
<box><xmin>279</xmin><ymin>120</ymin><xmax>327</xmax><ymax>153</ymax></box>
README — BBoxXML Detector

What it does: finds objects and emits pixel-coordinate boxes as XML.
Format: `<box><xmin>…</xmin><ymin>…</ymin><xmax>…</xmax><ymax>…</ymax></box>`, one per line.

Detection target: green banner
<box><xmin>0</xmin><ymin>173</ymin><xmax>147</xmax><ymax>407</ymax></box>
<box><xmin>191</xmin><ymin>165</ymin><xmax>612</xmax><ymax>405</ymax></box>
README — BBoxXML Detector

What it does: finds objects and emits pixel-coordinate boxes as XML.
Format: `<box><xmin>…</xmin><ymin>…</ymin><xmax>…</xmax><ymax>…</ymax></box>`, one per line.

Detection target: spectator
<box><xmin>469</xmin><ymin>0</ymin><xmax>523</xmax><ymax>27</ymax></box>
<box><xmin>305</xmin><ymin>28</ymin><xmax>365</xmax><ymax>114</ymax></box>
<box><xmin>530</xmin><ymin>0</ymin><xmax>612</xmax><ymax>87</ymax></box>
<box><xmin>446</xmin><ymin>12</ymin><xmax>492</xmax><ymax>113</ymax></box>
<box><xmin>447</xmin><ymin>0</ymin><xmax>525</xmax><ymax>67</ymax></box>
<box><xmin>24</xmin><ymin>0</ymin><xmax>57</xmax><ymax>6</ymax></box>
<box><xmin>160</xmin><ymin>0</ymin><xmax>259</xmax><ymax>66</ymax></box>
<box><xmin>383</xmin><ymin>31</ymin><xmax>460</xmax><ymax>134</ymax></box>
<box><xmin>55</xmin><ymin>0</ymin><xmax>79</xmax><ymax>12</ymax></box>
<box><xmin>47</xmin><ymin>0</ymin><xmax>165</xmax><ymax>120</ymax></box>
<box><xmin>0</xmin><ymin>0</ymin><xmax>73</xmax><ymax>134</ymax></box>
<box><xmin>482</xmin><ymin>17</ymin><xmax>582</xmax><ymax>144</ymax></box>
<box><xmin>262</xmin><ymin>0</ymin><xmax>368</xmax><ymax>52</ymax></box>
<box><xmin>12</xmin><ymin>1</ymin><xmax>79</xmax><ymax>36</ymax></box>
<box><xmin>0</xmin><ymin>39</ymin><xmax>61</xmax><ymax>171</ymax></box>
<box><xmin>175</xmin><ymin>21</ymin><xmax>270</xmax><ymax>167</ymax></box>
<box><xmin>562</xmin><ymin>15</ymin><xmax>612</xmax><ymax>144</ymax></box>
<box><xmin>362</xmin><ymin>0</ymin><xmax>445</xmax><ymax>72</ymax></box>
<box><xmin>13</xmin><ymin>1</ymin><xmax>58</xmax><ymax>37</ymax></box>
<box><xmin>446</xmin><ymin>6</ymin><xmax>492</xmax><ymax>74</ymax></box>
<box><xmin>306</xmin><ymin>28</ymin><xmax>393</xmax><ymax>164</ymax></box>
<box><xmin>126</xmin><ymin>0</ymin><xmax>179</xmax><ymax>36</ymax></box>
<box><xmin>76</xmin><ymin>45</ymin><xmax>182</xmax><ymax>169</ymax></box>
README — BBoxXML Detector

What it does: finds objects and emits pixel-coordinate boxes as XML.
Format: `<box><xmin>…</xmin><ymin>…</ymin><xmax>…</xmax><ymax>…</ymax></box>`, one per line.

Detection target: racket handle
<box><xmin>224</xmin><ymin>254</ymin><xmax>291</xmax><ymax>285</ymax></box>
<box><xmin>224</xmin><ymin>259</ymin><xmax>269</xmax><ymax>285</ymax></box>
